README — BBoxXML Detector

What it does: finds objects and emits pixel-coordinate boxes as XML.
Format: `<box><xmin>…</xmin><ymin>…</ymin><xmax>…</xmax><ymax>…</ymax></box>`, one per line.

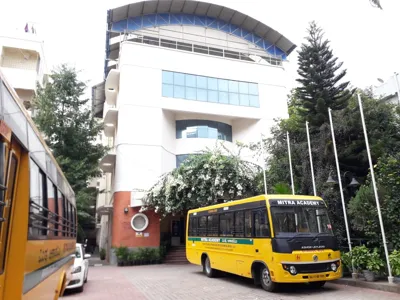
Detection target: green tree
<box><xmin>257</xmin><ymin>90</ymin><xmax>400</xmax><ymax>243</ymax></box>
<box><xmin>33</xmin><ymin>64</ymin><xmax>107</xmax><ymax>240</ymax></box>
<box><xmin>297</xmin><ymin>21</ymin><xmax>354</xmax><ymax>127</ymax></box>
<box><xmin>349</xmin><ymin>154</ymin><xmax>400</xmax><ymax>249</ymax></box>
<box><xmin>143</xmin><ymin>145</ymin><xmax>263</xmax><ymax>217</ymax></box>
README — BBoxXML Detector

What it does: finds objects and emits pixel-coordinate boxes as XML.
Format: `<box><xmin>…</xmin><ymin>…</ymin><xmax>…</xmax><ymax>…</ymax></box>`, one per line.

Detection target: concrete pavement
<box><xmin>62</xmin><ymin>264</ymin><xmax>400</xmax><ymax>300</ymax></box>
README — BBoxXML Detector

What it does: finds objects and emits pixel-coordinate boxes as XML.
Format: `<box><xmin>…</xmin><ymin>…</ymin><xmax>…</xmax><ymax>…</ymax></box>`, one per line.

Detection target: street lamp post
<box><xmin>328</xmin><ymin>108</ymin><xmax>355</xmax><ymax>275</ymax></box>
<box><xmin>306</xmin><ymin>121</ymin><xmax>316</xmax><ymax>196</ymax></box>
<box><xmin>357</xmin><ymin>92</ymin><xmax>393</xmax><ymax>284</ymax></box>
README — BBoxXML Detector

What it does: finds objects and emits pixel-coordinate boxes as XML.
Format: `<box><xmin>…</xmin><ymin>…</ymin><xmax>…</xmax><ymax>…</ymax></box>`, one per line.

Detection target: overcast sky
<box><xmin>0</xmin><ymin>0</ymin><xmax>398</xmax><ymax>92</ymax></box>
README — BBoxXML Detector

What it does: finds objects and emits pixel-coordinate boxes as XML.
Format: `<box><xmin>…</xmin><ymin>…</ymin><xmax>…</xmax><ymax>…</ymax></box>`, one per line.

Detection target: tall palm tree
<box><xmin>370</xmin><ymin>0</ymin><xmax>382</xmax><ymax>9</ymax></box>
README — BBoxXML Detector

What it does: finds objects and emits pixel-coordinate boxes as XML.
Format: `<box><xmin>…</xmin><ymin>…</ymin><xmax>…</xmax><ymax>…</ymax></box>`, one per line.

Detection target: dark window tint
<box><xmin>198</xmin><ymin>216</ymin><xmax>207</xmax><ymax>236</ymax></box>
<box><xmin>57</xmin><ymin>190</ymin><xmax>64</xmax><ymax>236</ymax></box>
<box><xmin>207</xmin><ymin>215</ymin><xmax>219</xmax><ymax>236</ymax></box>
<box><xmin>219</xmin><ymin>212</ymin><xmax>234</xmax><ymax>236</ymax></box>
<box><xmin>234</xmin><ymin>211</ymin><xmax>244</xmax><ymax>237</ymax></box>
<box><xmin>245</xmin><ymin>210</ymin><xmax>252</xmax><ymax>237</ymax></box>
<box><xmin>254</xmin><ymin>210</ymin><xmax>270</xmax><ymax>237</ymax></box>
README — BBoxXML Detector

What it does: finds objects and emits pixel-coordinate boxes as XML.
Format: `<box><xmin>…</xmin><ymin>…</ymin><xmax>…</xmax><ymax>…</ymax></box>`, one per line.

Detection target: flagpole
<box><xmin>306</xmin><ymin>121</ymin><xmax>316</xmax><ymax>196</ymax></box>
<box><xmin>357</xmin><ymin>93</ymin><xmax>393</xmax><ymax>284</ymax></box>
<box><xmin>287</xmin><ymin>131</ymin><xmax>295</xmax><ymax>195</ymax></box>
<box><xmin>328</xmin><ymin>108</ymin><xmax>354</xmax><ymax>274</ymax></box>
<box><xmin>260</xmin><ymin>135</ymin><xmax>268</xmax><ymax>195</ymax></box>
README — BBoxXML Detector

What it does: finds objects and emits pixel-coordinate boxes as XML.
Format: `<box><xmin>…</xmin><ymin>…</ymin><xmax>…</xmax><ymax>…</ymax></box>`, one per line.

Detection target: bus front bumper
<box><xmin>270</xmin><ymin>263</ymin><xmax>342</xmax><ymax>283</ymax></box>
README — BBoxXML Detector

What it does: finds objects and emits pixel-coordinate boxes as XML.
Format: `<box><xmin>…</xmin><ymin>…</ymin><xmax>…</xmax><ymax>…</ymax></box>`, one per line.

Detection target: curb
<box><xmin>331</xmin><ymin>278</ymin><xmax>400</xmax><ymax>294</ymax></box>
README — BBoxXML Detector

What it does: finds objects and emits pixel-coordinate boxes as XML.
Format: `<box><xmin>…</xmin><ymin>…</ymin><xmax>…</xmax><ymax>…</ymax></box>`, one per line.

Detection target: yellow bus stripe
<box><xmin>23</xmin><ymin>255</ymin><xmax>73</xmax><ymax>294</ymax></box>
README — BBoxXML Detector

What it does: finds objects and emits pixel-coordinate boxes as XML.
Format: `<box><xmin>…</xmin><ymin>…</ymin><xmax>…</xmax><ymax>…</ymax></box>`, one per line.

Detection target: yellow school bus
<box><xmin>186</xmin><ymin>195</ymin><xmax>341</xmax><ymax>292</ymax></box>
<box><xmin>0</xmin><ymin>70</ymin><xmax>76</xmax><ymax>300</ymax></box>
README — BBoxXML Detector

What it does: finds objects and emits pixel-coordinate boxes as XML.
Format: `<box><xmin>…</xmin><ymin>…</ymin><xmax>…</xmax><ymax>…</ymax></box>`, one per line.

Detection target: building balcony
<box><xmin>100</xmin><ymin>147</ymin><xmax>116</xmax><ymax>173</ymax></box>
<box><xmin>105</xmin><ymin>69</ymin><xmax>120</xmax><ymax>106</ymax></box>
<box><xmin>0</xmin><ymin>67</ymin><xmax>37</xmax><ymax>91</ymax></box>
<box><xmin>103</xmin><ymin>107</ymin><xmax>118</xmax><ymax>137</ymax></box>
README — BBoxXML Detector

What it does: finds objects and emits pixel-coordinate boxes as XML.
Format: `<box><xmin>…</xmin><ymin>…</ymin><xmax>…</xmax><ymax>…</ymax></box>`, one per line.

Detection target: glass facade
<box><xmin>176</xmin><ymin>120</ymin><xmax>232</xmax><ymax>142</ymax></box>
<box><xmin>162</xmin><ymin>71</ymin><xmax>259</xmax><ymax>107</ymax></box>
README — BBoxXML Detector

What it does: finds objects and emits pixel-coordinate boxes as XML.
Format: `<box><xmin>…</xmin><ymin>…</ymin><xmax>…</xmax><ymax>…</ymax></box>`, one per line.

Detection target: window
<box><xmin>57</xmin><ymin>189</ymin><xmax>64</xmax><ymax>236</ymax></box>
<box><xmin>131</xmin><ymin>213</ymin><xmax>149</xmax><ymax>232</ymax></box>
<box><xmin>0</xmin><ymin>142</ymin><xmax>7</xmax><ymax>233</ymax></box>
<box><xmin>207</xmin><ymin>215</ymin><xmax>219</xmax><ymax>236</ymax></box>
<box><xmin>47</xmin><ymin>178</ymin><xmax>57</xmax><ymax>237</ymax></box>
<box><xmin>198</xmin><ymin>216</ymin><xmax>207</xmax><ymax>236</ymax></box>
<box><xmin>72</xmin><ymin>206</ymin><xmax>76</xmax><ymax>237</ymax></box>
<box><xmin>75</xmin><ymin>245</ymin><xmax>82</xmax><ymax>258</ymax></box>
<box><xmin>234</xmin><ymin>211</ymin><xmax>244</xmax><ymax>237</ymax></box>
<box><xmin>245</xmin><ymin>210</ymin><xmax>252</xmax><ymax>237</ymax></box>
<box><xmin>219</xmin><ymin>212</ymin><xmax>234</xmax><ymax>236</ymax></box>
<box><xmin>68</xmin><ymin>202</ymin><xmax>72</xmax><ymax>237</ymax></box>
<box><xmin>162</xmin><ymin>70</ymin><xmax>259</xmax><ymax>107</ymax></box>
<box><xmin>29</xmin><ymin>159</ymin><xmax>47</xmax><ymax>237</ymax></box>
<box><xmin>271</xmin><ymin>206</ymin><xmax>333</xmax><ymax>236</ymax></box>
<box><xmin>254</xmin><ymin>209</ymin><xmax>270</xmax><ymax>237</ymax></box>
<box><xmin>63</xmin><ymin>196</ymin><xmax>69</xmax><ymax>236</ymax></box>
<box><xmin>0</xmin><ymin>154</ymin><xmax>18</xmax><ymax>273</ymax></box>
<box><xmin>189</xmin><ymin>216</ymin><xmax>198</xmax><ymax>236</ymax></box>
<box><xmin>176</xmin><ymin>120</ymin><xmax>232</xmax><ymax>142</ymax></box>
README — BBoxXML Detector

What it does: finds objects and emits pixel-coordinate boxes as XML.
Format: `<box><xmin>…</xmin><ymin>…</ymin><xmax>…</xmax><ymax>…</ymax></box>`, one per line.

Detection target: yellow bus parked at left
<box><xmin>0</xmin><ymin>70</ymin><xmax>77</xmax><ymax>300</ymax></box>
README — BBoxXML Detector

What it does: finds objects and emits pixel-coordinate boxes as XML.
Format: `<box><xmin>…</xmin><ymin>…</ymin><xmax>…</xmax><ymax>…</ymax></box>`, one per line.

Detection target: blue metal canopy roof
<box><xmin>106</xmin><ymin>0</ymin><xmax>296</xmax><ymax>59</ymax></box>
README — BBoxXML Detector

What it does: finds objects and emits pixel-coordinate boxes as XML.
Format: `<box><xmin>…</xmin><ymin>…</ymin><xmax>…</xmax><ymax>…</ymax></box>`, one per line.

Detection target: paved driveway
<box><xmin>62</xmin><ymin>264</ymin><xmax>399</xmax><ymax>300</ymax></box>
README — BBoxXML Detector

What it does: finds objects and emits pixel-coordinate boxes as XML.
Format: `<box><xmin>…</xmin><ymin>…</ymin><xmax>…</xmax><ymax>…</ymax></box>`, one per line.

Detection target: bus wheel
<box><xmin>309</xmin><ymin>281</ymin><xmax>326</xmax><ymax>289</ymax></box>
<box><xmin>260</xmin><ymin>266</ymin><xmax>277</xmax><ymax>292</ymax></box>
<box><xmin>203</xmin><ymin>256</ymin><xmax>215</xmax><ymax>278</ymax></box>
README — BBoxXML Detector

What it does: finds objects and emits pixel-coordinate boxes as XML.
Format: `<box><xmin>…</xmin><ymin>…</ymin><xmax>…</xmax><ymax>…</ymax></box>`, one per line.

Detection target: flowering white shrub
<box><xmin>142</xmin><ymin>145</ymin><xmax>263</xmax><ymax>217</ymax></box>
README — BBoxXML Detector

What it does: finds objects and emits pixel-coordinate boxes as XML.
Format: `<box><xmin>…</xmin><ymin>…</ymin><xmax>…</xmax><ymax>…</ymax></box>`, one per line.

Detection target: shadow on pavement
<box><xmin>189</xmin><ymin>269</ymin><xmax>337</xmax><ymax>295</ymax></box>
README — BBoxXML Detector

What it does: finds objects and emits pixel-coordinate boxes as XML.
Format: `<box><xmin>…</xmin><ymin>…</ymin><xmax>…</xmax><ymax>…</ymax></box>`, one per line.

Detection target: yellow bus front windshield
<box><xmin>271</xmin><ymin>205</ymin><xmax>333</xmax><ymax>237</ymax></box>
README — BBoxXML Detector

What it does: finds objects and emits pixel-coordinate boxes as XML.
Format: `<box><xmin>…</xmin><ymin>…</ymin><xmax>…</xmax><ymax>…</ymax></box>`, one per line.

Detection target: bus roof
<box><xmin>188</xmin><ymin>194</ymin><xmax>324</xmax><ymax>213</ymax></box>
<box><xmin>0</xmin><ymin>70</ymin><xmax>75</xmax><ymax>205</ymax></box>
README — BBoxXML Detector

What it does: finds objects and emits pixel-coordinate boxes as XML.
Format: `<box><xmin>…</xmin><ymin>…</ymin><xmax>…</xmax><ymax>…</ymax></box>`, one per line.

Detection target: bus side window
<box><xmin>254</xmin><ymin>210</ymin><xmax>270</xmax><ymax>238</ymax></box>
<box><xmin>189</xmin><ymin>216</ymin><xmax>198</xmax><ymax>236</ymax></box>
<box><xmin>57</xmin><ymin>190</ymin><xmax>64</xmax><ymax>236</ymax></box>
<box><xmin>234</xmin><ymin>211</ymin><xmax>244</xmax><ymax>237</ymax></box>
<box><xmin>219</xmin><ymin>213</ymin><xmax>233</xmax><ymax>237</ymax></box>
<box><xmin>0</xmin><ymin>141</ymin><xmax>7</xmax><ymax>230</ymax></box>
<box><xmin>245</xmin><ymin>210</ymin><xmax>252</xmax><ymax>237</ymax></box>
<box><xmin>29</xmin><ymin>159</ymin><xmax>48</xmax><ymax>237</ymax></box>
<box><xmin>207</xmin><ymin>215</ymin><xmax>218</xmax><ymax>237</ymax></box>
<box><xmin>198</xmin><ymin>216</ymin><xmax>207</xmax><ymax>236</ymax></box>
<box><xmin>72</xmin><ymin>206</ymin><xmax>76</xmax><ymax>237</ymax></box>
<box><xmin>46</xmin><ymin>178</ymin><xmax>57</xmax><ymax>237</ymax></box>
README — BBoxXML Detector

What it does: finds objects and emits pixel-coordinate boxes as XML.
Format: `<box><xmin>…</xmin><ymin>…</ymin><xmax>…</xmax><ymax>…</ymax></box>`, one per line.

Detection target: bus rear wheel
<box><xmin>203</xmin><ymin>256</ymin><xmax>216</xmax><ymax>278</ymax></box>
<box><xmin>260</xmin><ymin>266</ymin><xmax>277</xmax><ymax>292</ymax></box>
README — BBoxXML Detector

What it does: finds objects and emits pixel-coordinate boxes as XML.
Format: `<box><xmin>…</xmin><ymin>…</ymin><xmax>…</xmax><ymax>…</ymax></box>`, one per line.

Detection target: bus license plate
<box><xmin>309</xmin><ymin>274</ymin><xmax>325</xmax><ymax>280</ymax></box>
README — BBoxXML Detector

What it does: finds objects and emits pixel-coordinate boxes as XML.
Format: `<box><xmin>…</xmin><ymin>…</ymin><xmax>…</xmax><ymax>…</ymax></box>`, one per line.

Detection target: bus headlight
<box><xmin>331</xmin><ymin>263</ymin><xmax>338</xmax><ymax>272</ymax></box>
<box><xmin>289</xmin><ymin>265</ymin><xmax>297</xmax><ymax>275</ymax></box>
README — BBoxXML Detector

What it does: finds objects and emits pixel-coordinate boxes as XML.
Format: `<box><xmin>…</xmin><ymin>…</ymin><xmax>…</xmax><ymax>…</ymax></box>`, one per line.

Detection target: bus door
<box><xmin>0</xmin><ymin>125</ymin><xmax>21</xmax><ymax>299</ymax></box>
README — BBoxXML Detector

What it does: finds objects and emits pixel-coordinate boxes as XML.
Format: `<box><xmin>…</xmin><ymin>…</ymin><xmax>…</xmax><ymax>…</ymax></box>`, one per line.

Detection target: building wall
<box><xmin>114</xmin><ymin>40</ymin><xmax>288</xmax><ymax>195</ymax></box>
<box><xmin>112</xmin><ymin>191</ymin><xmax>160</xmax><ymax>248</ymax></box>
